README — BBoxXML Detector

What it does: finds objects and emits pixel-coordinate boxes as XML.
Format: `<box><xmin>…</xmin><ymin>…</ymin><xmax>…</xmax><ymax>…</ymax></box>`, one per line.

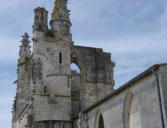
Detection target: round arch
<box><xmin>71</xmin><ymin>56</ymin><xmax>86</xmax><ymax>82</ymax></box>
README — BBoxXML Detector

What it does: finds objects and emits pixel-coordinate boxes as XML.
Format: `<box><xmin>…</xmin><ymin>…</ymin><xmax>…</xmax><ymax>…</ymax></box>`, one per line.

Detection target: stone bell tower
<box><xmin>31</xmin><ymin>0</ymin><xmax>73</xmax><ymax>127</ymax></box>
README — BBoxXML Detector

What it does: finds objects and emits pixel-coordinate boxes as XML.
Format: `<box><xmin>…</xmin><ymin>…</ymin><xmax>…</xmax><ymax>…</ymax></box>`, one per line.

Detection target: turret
<box><xmin>50</xmin><ymin>0</ymin><xmax>72</xmax><ymax>40</ymax></box>
<box><xmin>33</xmin><ymin>7</ymin><xmax>48</xmax><ymax>32</ymax></box>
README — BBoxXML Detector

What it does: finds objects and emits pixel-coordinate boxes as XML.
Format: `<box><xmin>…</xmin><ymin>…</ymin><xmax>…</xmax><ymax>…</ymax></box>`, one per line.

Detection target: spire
<box><xmin>51</xmin><ymin>0</ymin><xmax>70</xmax><ymax>22</ymax></box>
<box><xmin>19</xmin><ymin>33</ymin><xmax>31</xmax><ymax>60</ymax></box>
<box><xmin>50</xmin><ymin>0</ymin><xmax>72</xmax><ymax>40</ymax></box>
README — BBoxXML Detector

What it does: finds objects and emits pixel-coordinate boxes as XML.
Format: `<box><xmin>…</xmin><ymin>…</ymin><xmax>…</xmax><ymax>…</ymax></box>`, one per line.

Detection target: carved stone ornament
<box><xmin>75</xmin><ymin>112</ymin><xmax>89</xmax><ymax>128</ymax></box>
<box><xmin>32</xmin><ymin>58</ymin><xmax>43</xmax><ymax>85</ymax></box>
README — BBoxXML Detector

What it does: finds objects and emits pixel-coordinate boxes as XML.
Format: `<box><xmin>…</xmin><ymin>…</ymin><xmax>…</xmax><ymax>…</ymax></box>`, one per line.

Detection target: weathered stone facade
<box><xmin>12</xmin><ymin>0</ymin><xmax>167</xmax><ymax>128</ymax></box>
<box><xmin>12</xmin><ymin>0</ymin><xmax>114</xmax><ymax>128</ymax></box>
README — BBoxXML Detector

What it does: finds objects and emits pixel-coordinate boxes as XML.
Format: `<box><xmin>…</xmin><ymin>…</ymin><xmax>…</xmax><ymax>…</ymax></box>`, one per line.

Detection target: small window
<box><xmin>59</xmin><ymin>52</ymin><xmax>62</xmax><ymax>64</ymax></box>
<box><xmin>44</xmin><ymin>86</ymin><xmax>47</xmax><ymax>94</ymax></box>
<box><xmin>98</xmin><ymin>114</ymin><xmax>104</xmax><ymax>128</ymax></box>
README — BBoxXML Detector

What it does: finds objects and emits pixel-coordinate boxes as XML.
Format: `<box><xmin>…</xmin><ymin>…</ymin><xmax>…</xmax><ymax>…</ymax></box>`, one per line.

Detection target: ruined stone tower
<box><xmin>12</xmin><ymin>0</ymin><xmax>115</xmax><ymax>128</ymax></box>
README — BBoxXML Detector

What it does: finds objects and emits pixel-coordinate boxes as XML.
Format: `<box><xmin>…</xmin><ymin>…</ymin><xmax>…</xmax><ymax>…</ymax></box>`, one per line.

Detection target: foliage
<box><xmin>45</xmin><ymin>30</ymin><xmax>55</xmax><ymax>37</ymax></box>
<box><xmin>18</xmin><ymin>56</ymin><xmax>30</xmax><ymax>66</ymax></box>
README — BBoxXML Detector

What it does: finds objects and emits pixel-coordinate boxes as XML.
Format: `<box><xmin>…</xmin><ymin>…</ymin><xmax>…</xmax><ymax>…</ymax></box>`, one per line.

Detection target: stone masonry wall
<box><xmin>74</xmin><ymin>69</ymin><xmax>167</xmax><ymax>128</ymax></box>
<box><xmin>72</xmin><ymin>46</ymin><xmax>115</xmax><ymax>84</ymax></box>
<box><xmin>159</xmin><ymin>65</ymin><xmax>167</xmax><ymax>127</ymax></box>
<box><xmin>72</xmin><ymin>45</ymin><xmax>115</xmax><ymax>110</ymax></box>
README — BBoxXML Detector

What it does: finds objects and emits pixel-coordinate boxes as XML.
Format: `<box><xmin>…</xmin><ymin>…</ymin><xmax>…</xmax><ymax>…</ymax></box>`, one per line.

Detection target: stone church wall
<box><xmin>72</xmin><ymin>45</ymin><xmax>115</xmax><ymax>110</ymax></box>
<box><xmin>74</xmin><ymin>66</ymin><xmax>167</xmax><ymax>128</ymax></box>
<box><xmin>33</xmin><ymin>95</ymin><xmax>71</xmax><ymax>121</ymax></box>
<box><xmin>71</xmin><ymin>71</ymin><xmax>81</xmax><ymax>117</ymax></box>
<box><xmin>72</xmin><ymin>46</ymin><xmax>114</xmax><ymax>84</ymax></box>
<box><xmin>159</xmin><ymin>65</ymin><xmax>167</xmax><ymax>127</ymax></box>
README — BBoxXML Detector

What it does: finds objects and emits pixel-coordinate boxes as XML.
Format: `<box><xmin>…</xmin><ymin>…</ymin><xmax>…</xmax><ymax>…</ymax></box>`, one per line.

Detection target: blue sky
<box><xmin>0</xmin><ymin>0</ymin><xmax>167</xmax><ymax>127</ymax></box>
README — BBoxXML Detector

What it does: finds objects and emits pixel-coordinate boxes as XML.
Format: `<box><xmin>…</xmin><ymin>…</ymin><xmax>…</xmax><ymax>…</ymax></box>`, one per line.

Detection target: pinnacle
<box><xmin>19</xmin><ymin>33</ymin><xmax>31</xmax><ymax>59</ymax></box>
<box><xmin>21</xmin><ymin>33</ymin><xmax>30</xmax><ymax>44</ymax></box>
<box><xmin>51</xmin><ymin>0</ymin><xmax>70</xmax><ymax>21</ymax></box>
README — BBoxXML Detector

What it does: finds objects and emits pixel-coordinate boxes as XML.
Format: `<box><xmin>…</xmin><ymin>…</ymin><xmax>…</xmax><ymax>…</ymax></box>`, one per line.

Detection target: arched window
<box><xmin>98</xmin><ymin>114</ymin><xmax>104</xmax><ymax>128</ymax></box>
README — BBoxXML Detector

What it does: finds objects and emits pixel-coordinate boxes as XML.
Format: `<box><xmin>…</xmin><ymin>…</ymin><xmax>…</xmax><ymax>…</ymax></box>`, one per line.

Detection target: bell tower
<box><xmin>30</xmin><ymin>0</ymin><xmax>73</xmax><ymax>127</ymax></box>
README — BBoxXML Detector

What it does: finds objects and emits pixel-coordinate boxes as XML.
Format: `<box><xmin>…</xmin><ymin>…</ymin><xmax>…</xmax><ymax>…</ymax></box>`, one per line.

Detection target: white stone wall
<box><xmin>75</xmin><ymin>72</ymin><xmax>164</xmax><ymax>128</ymax></box>
<box><xmin>159</xmin><ymin>65</ymin><xmax>167</xmax><ymax>128</ymax></box>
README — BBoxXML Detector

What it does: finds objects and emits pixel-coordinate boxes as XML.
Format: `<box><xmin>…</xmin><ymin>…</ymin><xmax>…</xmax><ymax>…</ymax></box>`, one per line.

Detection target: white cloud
<box><xmin>0</xmin><ymin>37</ymin><xmax>19</xmax><ymax>61</ymax></box>
<box><xmin>0</xmin><ymin>96</ymin><xmax>14</xmax><ymax>104</ymax></box>
<box><xmin>76</xmin><ymin>32</ymin><xmax>167</xmax><ymax>55</ymax></box>
<box><xmin>159</xmin><ymin>4</ymin><xmax>167</xmax><ymax>29</ymax></box>
<box><xmin>0</xmin><ymin>80</ymin><xmax>15</xmax><ymax>128</ymax></box>
<box><xmin>0</xmin><ymin>0</ymin><xmax>22</xmax><ymax>14</ymax></box>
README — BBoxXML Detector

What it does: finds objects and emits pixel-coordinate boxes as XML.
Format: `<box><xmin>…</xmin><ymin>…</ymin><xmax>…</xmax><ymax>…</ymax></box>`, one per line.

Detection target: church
<box><xmin>12</xmin><ymin>0</ymin><xmax>167</xmax><ymax>128</ymax></box>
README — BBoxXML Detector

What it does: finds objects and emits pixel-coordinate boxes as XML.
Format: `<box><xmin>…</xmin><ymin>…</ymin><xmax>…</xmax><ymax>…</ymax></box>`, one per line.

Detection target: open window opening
<box><xmin>59</xmin><ymin>52</ymin><xmax>62</xmax><ymax>64</ymax></box>
<box><xmin>98</xmin><ymin>114</ymin><xmax>104</xmax><ymax>128</ymax></box>
<box><xmin>44</xmin><ymin>86</ymin><xmax>47</xmax><ymax>94</ymax></box>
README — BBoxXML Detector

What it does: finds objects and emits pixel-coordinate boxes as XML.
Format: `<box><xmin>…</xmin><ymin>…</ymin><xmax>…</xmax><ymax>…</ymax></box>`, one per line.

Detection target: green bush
<box><xmin>45</xmin><ymin>30</ymin><xmax>54</xmax><ymax>37</ymax></box>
